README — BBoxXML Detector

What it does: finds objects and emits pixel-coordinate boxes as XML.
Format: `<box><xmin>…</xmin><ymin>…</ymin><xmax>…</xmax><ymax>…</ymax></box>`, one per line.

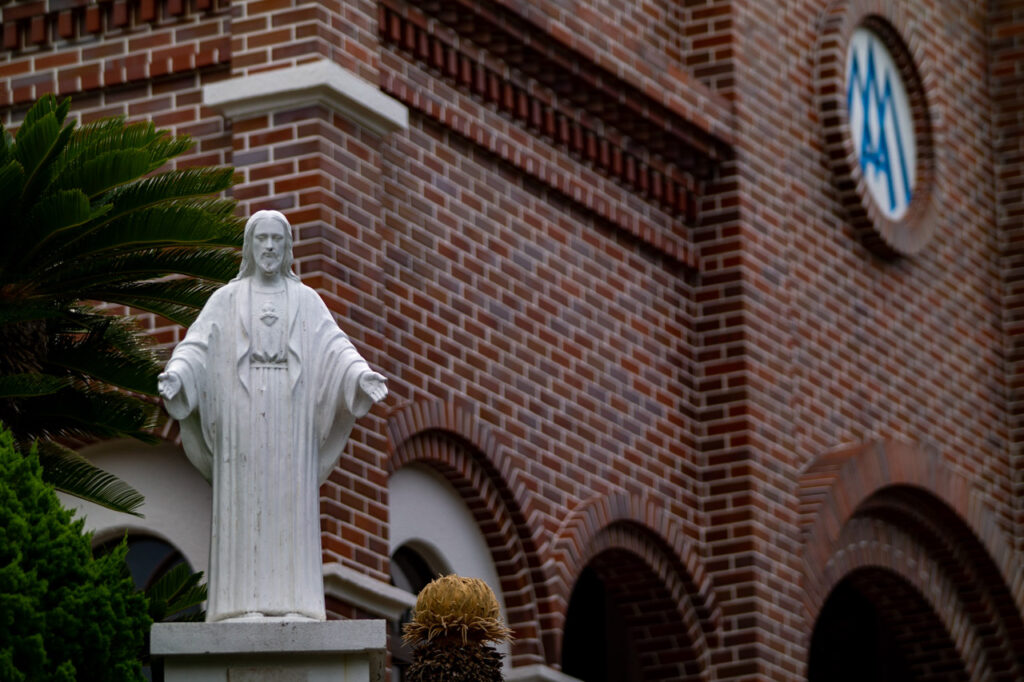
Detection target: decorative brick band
<box><xmin>379</xmin><ymin>0</ymin><xmax>730</xmax><ymax>224</ymax></box>
<box><xmin>1</xmin><ymin>0</ymin><xmax>226</xmax><ymax>51</ymax></box>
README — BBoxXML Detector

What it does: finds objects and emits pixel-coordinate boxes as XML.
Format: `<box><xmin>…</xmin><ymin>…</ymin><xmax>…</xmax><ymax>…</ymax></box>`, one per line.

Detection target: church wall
<box><xmin>4</xmin><ymin>0</ymin><xmax>1024</xmax><ymax>679</ymax></box>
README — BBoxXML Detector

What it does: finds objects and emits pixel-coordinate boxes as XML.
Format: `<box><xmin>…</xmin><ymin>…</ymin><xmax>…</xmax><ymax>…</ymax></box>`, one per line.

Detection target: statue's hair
<box><xmin>234</xmin><ymin>209</ymin><xmax>301</xmax><ymax>282</ymax></box>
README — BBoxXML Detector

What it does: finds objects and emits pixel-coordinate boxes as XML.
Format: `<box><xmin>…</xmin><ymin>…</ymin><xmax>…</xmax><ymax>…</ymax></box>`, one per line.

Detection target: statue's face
<box><xmin>252</xmin><ymin>218</ymin><xmax>287</xmax><ymax>276</ymax></box>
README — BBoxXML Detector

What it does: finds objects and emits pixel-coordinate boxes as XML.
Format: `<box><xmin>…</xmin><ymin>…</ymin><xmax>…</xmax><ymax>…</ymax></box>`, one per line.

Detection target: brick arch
<box><xmin>798</xmin><ymin>440</ymin><xmax>1023</xmax><ymax>618</ymax></box>
<box><xmin>811</xmin><ymin>516</ymin><xmax>999</xmax><ymax>681</ymax></box>
<box><xmin>800</xmin><ymin>441</ymin><xmax>1024</xmax><ymax>680</ymax></box>
<box><xmin>546</xmin><ymin>493</ymin><xmax>720</xmax><ymax>676</ymax></box>
<box><xmin>811</xmin><ymin>562</ymin><xmax>970</xmax><ymax>681</ymax></box>
<box><xmin>386</xmin><ymin>398</ymin><xmax>550</xmax><ymax>667</ymax></box>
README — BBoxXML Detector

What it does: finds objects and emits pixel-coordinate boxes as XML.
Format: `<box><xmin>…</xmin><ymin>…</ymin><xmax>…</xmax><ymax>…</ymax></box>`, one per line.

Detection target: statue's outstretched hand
<box><xmin>158</xmin><ymin>372</ymin><xmax>182</xmax><ymax>401</ymax></box>
<box><xmin>359</xmin><ymin>371</ymin><xmax>388</xmax><ymax>403</ymax></box>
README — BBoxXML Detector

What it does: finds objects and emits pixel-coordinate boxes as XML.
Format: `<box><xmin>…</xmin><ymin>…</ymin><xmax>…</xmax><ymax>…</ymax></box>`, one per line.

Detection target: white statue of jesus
<box><xmin>158</xmin><ymin>210</ymin><xmax>388</xmax><ymax>622</ymax></box>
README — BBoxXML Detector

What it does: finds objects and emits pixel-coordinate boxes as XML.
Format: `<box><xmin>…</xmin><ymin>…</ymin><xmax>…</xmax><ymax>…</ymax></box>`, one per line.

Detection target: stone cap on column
<box><xmin>152</xmin><ymin>620</ymin><xmax>388</xmax><ymax>682</ymax></box>
<box><xmin>203</xmin><ymin>59</ymin><xmax>408</xmax><ymax>135</ymax></box>
<box><xmin>151</xmin><ymin>619</ymin><xmax>386</xmax><ymax>656</ymax></box>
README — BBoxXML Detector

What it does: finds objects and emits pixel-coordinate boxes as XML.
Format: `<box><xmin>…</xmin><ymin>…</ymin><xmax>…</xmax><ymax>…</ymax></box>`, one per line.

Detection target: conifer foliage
<box><xmin>0</xmin><ymin>95</ymin><xmax>242</xmax><ymax>514</ymax></box>
<box><xmin>0</xmin><ymin>426</ymin><xmax>150</xmax><ymax>681</ymax></box>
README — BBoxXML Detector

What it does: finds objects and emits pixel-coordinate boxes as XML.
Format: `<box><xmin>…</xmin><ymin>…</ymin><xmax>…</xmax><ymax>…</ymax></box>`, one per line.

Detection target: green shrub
<box><xmin>0</xmin><ymin>426</ymin><xmax>150</xmax><ymax>681</ymax></box>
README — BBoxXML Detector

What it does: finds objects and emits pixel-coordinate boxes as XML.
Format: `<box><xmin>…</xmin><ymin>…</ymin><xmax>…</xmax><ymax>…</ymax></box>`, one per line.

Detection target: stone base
<box><xmin>151</xmin><ymin>619</ymin><xmax>387</xmax><ymax>682</ymax></box>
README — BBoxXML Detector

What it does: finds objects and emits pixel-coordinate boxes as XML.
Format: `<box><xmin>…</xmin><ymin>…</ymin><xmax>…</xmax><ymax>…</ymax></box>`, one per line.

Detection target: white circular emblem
<box><xmin>846</xmin><ymin>27</ymin><xmax>916</xmax><ymax>221</ymax></box>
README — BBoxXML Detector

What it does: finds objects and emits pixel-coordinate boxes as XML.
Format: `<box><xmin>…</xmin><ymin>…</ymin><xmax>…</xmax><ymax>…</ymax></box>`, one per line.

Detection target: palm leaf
<box><xmin>36</xmin><ymin>441</ymin><xmax>144</xmax><ymax>516</ymax></box>
<box><xmin>13</xmin><ymin>387</ymin><xmax>159</xmax><ymax>445</ymax></box>
<box><xmin>16</xmin><ymin>112</ymin><xmax>75</xmax><ymax>205</ymax></box>
<box><xmin>48</xmin><ymin>341</ymin><xmax>161</xmax><ymax>398</ymax></box>
<box><xmin>103</xmin><ymin>167</ymin><xmax>236</xmax><ymax>215</ymax></box>
<box><xmin>0</xmin><ymin>373</ymin><xmax>70</xmax><ymax>398</ymax></box>
<box><xmin>55</xmin><ymin>148</ymin><xmax>160</xmax><ymax>199</ymax></box>
<box><xmin>20</xmin><ymin>190</ymin><xmax>111</xmax><ymax>262</ymax></box>
<box><xmin>65</xmin><ymin>119</ymin><xmax>190</xmax><ymax>167</ymax></box>
<box><xmin>1</xmin><ymin>95</ymin><xmax>239</xmax><ymax>505</ymax></box>
<box><xmin>0</xmin><ymin>159</ymin><xmax>25</xmax><ymax>213</ymax></box>
<box><xmin>145</xmin><ymin>562</ymin><xmax>207</xmax><ymax>622</ymax></box>
<box><xmin>49</xmin><ymin>201</ymin><xmax>241</xmax><ymax>261</ymax></box>
<box><xmin>0</xmin><ymin>300</ymin><xmax>65</xmax><ymax>325</ymax></box>
<box><xmin>81</xmin><ymin>279</ymin><xmax>225</xmax><ymax>327</ymax></box>
<box><xmin>34</xmin><ymin>248</ymin><xmax>241</xmax><ymax>292</ymax></box>
<box><xmin>46</xmin><ymin>310</ymin><xmax>163</xmax><ymax>396</ymax></box>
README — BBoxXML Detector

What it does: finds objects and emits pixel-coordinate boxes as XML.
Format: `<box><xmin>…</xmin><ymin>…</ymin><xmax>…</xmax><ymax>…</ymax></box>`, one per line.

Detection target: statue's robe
<box><xmin>164</xmin><ymin>277</ymin><xmax>375</xmax><ymax>621</ymax></box>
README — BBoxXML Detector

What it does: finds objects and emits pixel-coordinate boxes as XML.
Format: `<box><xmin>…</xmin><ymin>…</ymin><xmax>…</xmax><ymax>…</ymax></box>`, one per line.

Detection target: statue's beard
<box><xmin>259</xmin><ymin>253</ymin><xmax>282</xmax><ymax>273</ymax></box>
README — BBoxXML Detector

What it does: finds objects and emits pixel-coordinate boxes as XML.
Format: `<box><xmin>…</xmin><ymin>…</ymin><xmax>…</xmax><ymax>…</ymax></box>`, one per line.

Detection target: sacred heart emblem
<box><xmin>260</xmin><ymin>300</ymin><xmax>279</xmax><ymax>326</ymax></box>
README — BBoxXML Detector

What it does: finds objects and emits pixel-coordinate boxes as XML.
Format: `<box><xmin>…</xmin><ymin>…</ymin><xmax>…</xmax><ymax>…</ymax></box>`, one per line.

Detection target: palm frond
<box><xmin>20</xmin><ymin>190</ymin><xmax>110</xmax><ymax>262</ymax></box>
<box><xmin>34</xmin><ymin>248</ymin><xmax>241</xmax><ymax>293</ymax></box>
<box><xmin>55</xmin><ymin>148</ymin><xmax>161</xmax><ymax>199</ymax></box>
<box><xmin>0</xmin><ymin>373</ymin><xmax>70</xmax><ymax>398</ymax></box>
<box><xmin>145</xmin><ymin>562</ymin><xmax>207</xmax><ymax>622</ymax></box>
<box><xmin>0</xmin><ymin>95</ymin><xmax>238</xmax><ymax>468</ymax></box>
<box><xmin>21</xmin><ymin>93</ymin><xmax>70</xmax><ymax>130</ymax></box>
<box><xmin>0</xmin><ymin>159</ymin><xmax>25</xmax><ymax>213</ymax></box>
<box><xmin>65</xmin><ymin>119</ymin><xmax>192</xmax><ymax>171</ymax></box>
<box><xmin>103</xmin><ymin>167</ymin><xmax>235</xmax><ymax>214</ymax></box>
<box><xmin>48</xmin><ymin>201</ymin><xmax>242</xmax><ymax>262</ymax></box>
<box><xmin>81</xmin><ymin>279</ymin><xmax>225</xmax><ymax>327</ymax></box>
<box><xmin>11</xmin><ymin>386</ymin><xmax>159</xmax><ymax>445</ymax></box>
<box><xmin>15</xmin><ymin>107</ymin><xmax>75</xmax><ymax>205</ymax></box>
<box><xmin>0</xmin><ymin>300</ymin><xmax>65</xmax><ymax>325</ymax></box>
<box><xmin>46</xmin><ymin>312</ymin><xmax>162</xmax><ymax>395</ymax></box>
<box><xmin>36</xmin><ymin>440</ymin><xmax>144</xmax><ymax>516</ymax></box>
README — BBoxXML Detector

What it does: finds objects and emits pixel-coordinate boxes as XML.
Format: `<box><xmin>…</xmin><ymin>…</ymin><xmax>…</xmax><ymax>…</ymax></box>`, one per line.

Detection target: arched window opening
<box><xmin>390</xmin><ymin>542</ymin><xmax>448</xmax><ymax>682</ymax></box>
<box><xmin>388</xmin><ymin>464</ymin><xmax>511</xmax><ymax>677</ymax></box>
<box><xmin>562</xmin><ymin>547</ymin><xmax>703</xmax><ymax>682</ymax></box>
<box><xmin>94</xmin><ymin>534</ymin><xmax>199</xmax><ymax>681</ymax></box>
<box><xmin>94</xmin><ymin>534</ymin><xmax>193</xmax><ymax>593</ymax></box>
<box><xmin>809</xmin><ymin>569</ymin><xmax>968</xmax><ymax>682</ymax></box>
<box><xmin>561</xmin><ymin>564</ymin><xmax>639</xmax><ymax>682</ymax></box>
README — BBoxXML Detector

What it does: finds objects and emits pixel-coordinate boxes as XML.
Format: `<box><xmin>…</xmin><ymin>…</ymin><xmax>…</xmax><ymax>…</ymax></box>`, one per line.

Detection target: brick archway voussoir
<box><xmin>547</xmin><ymin>492</ymin><xmax>721</xmax><ymax>662</ymax></box>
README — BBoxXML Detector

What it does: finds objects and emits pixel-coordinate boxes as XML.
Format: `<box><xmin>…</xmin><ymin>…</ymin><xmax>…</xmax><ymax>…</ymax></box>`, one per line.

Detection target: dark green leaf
<box><xmin>48</xmin><ymin>323</ymin><xmax>162</xmax><ymax>396</ymax></box>
<box><xmin>20</xmin><ymin>94</ymin><xmax>68</xmax><ymax>130</ymax></box>
<box><xmin>25</xmin><ymin>188</ymin><xmax>102</xmax><ymax>240</ymax></box>
<box><xmin>34</xmin><ymin>248</ymin><xmax>241</xmax><ymax>293</ymax></box>
<box><xmin>50</xmin><ymin>201</ymin><xmax>242</xmax><ymax>261</ymax></box>
<box><xmin>18</xmin><ymin>119</ymin><xmax>76</xmax><ymax>206</ymax></box>
<box><xmin>0</xmin><ymin>159</ymin><xmax>25</xmax><ymax>211</ymax></box>
<box><xmin>145</xmin><ymin>563</ymin><xmax>207</xmax><ymax>622</ymax></box>
<box><xmin>0</xmin><ymin>373</ymin><xmax>70</xmax><ymax>398</ymax></box>
<box><xmin>11</xmin><ymin>387</ymin><xmax>159</xmax><ymax>446</ymax></box>
<box><xmin>36</xmin><ymin>441</ymin><xmax>145</xmax><ymax>516</ymax></box>
<box><xmin>82</xmin><ymin>279</ymin><xmax>226</xmax><ymax>327</ymax></box>
<box><xmin>103</xmin><ymin>167</ymin><xmax>235</xmax><ymax>213</ymax></box>
<box><xmin>55</xmin><ymin>148</ymin><xmax>159</xmax><ymax>199</ymax></box>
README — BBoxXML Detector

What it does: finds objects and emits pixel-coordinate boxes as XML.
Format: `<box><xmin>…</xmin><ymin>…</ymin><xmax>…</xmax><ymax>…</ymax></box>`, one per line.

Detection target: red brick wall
<box><xmin>992</xmin><ymin>0</ymin><xmax>1024</xmax><ymax>554</ymax></box>
<box><xmin>6</xmin><ymin>0</ymin><xmax>1024</xmax><ymax>679</ymax></box>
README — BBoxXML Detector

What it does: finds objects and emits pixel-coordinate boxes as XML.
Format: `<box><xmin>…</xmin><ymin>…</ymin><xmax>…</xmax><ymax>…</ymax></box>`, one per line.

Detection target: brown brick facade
<box><xmin>6</xmin><ymin>0</ymin><xmax>1024</xmax><ymax>679</ymax></box>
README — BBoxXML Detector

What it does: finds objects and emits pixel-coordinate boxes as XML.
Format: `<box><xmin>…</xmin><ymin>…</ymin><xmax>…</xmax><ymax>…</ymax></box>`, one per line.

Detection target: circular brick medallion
<box><xmin>817</xmin><ymin>4</ymin><xmax>935</xmax><ymax>257</ymax></box>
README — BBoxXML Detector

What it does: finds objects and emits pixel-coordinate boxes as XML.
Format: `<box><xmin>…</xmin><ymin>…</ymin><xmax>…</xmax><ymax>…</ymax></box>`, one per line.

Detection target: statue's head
<box><xmin>236</xmin><ymin>210</ymin><xmax>300</xmax><ymax>281</ymax></box>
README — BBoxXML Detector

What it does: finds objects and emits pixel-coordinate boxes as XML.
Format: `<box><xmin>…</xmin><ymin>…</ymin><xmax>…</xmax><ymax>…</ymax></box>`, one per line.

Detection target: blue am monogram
<box><xmin>847</xmin><ymin>37</ymin><xmax>914</xmax><ymax>217</ymax></box>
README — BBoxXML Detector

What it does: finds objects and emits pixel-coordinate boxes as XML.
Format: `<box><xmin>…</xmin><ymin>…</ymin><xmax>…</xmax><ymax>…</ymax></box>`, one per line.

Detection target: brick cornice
<box><xmin>1</xmin><ymin>0</ymin><xmax>226</xmax><ymax>51</ymax></box>
<box><xmin>379</xmin><ymin>0</ymin><xmax>732</xmax><ymax>225</ymax></box>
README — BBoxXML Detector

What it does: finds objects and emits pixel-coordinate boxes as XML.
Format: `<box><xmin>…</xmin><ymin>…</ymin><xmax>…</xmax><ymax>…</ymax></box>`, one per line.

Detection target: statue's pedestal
<box><xmin>151</xmin><ymin>620</ymin><xmax>386</xmax><ymax>682</ymax></box>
